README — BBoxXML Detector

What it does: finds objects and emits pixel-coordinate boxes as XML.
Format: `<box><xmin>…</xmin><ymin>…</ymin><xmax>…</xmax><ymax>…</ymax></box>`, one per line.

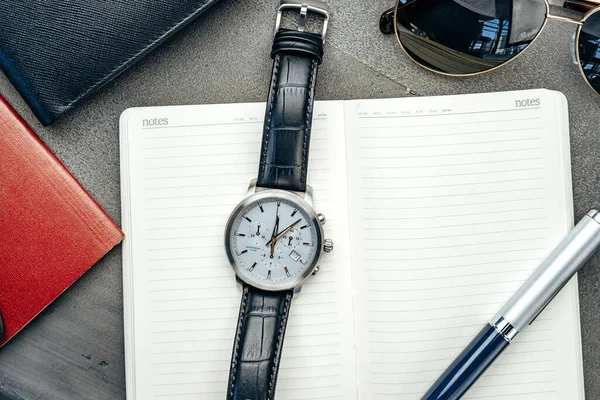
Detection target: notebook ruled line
<box><xmin>358</xmin><ymin>147</ymin><xmax>542</xmax><ymax>160</ymax></box>
<box><xmin>358</xmin><ymin>136</ymin><xmax>542</xmax><ymax>150</ymax></box>
<box><xmin>359</xmin><ymin>126</ymin><xmax>542</xmax><ymax>139</ymax></box>
<box><xmin>359</xmin><ymin>156</ymin><xmax>544</xmax><ymax>169</ymax></box>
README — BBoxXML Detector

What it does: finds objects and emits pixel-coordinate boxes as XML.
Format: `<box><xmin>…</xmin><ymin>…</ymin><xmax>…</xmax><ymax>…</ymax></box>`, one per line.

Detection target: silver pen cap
<box><xmin>493</xmin><ymin>209</ymin><xmax>600</xmax><ymax>332</ymax></box>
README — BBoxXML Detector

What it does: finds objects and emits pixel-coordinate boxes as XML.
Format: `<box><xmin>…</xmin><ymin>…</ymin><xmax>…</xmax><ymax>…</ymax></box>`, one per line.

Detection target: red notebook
<box><xmin>0</xmin><ymin>96</ymin><xmax>123</xmax><ymax>346</ymax></box>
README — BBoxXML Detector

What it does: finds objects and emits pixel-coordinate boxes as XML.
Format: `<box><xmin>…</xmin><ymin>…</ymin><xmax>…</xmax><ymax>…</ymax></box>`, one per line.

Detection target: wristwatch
<box><xmin>224</xmin><ymin>1</ymin><xmax>332</xmax><ymax>399</ymax></box>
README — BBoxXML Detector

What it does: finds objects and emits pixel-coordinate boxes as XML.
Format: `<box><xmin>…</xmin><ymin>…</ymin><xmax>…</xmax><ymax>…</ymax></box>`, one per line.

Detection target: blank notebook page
<box><xmin>344</xmin><ymin>90</ymin><xmax>583</xmax><ymax>400</ymax></box>
<box><xmin>121</xmin><ymin>102</ymin><xmax>357</xmax><ymax>399</ymax></box>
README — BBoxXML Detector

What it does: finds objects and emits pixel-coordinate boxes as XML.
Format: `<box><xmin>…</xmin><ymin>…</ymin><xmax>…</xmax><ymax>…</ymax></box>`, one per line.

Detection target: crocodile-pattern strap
<box><xmin>256</xmin><ymin>29</ymin><xmax>324</xmax><ymax>192</ymax></box>
<box><xmin>227</xmin><ymin>285</ymin><xmax>293</xmax><ymax>400</ymax></box>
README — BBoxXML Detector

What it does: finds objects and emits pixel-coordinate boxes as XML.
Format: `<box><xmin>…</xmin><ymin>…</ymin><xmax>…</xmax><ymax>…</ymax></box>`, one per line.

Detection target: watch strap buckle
<box><xmin>275</xmin><ymin>0</ymin><xmax>330</xmax><ymax>39</ymax></box>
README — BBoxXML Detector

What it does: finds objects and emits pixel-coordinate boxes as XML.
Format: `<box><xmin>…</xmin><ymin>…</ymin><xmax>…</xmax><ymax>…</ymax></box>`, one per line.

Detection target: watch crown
<box><xmin>323</xmin><ymin>239</ymin><xmax>334</xmax><ymax>252</ymax></box>
<box><xmin>317</xmin><ymin>213</ymin><xmax>326</xmax><ymax>225</ymax></box>
<box><xmin>312</xmin><ymin>265</ymin><xmax>320</xmax><ymax>275</ymax></box>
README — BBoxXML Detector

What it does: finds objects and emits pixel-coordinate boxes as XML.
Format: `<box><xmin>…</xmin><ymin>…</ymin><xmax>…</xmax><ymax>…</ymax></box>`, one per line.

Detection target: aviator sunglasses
<box><xmin>380</xmin><ymin>0</ymin><xmax>600</xmax><ymax>96</ymax></box>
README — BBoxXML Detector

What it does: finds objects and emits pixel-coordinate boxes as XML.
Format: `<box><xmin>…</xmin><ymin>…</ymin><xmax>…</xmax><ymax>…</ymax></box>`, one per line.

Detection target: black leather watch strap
<box><xmin>256</xmin><ymin>29</ymin><xmax>324</xmax><ymax>192</ymax></box>
<box><xmin>227</xmin><ymin>285</ymin><xmax>293</xmax><ymax>400</ymax></box>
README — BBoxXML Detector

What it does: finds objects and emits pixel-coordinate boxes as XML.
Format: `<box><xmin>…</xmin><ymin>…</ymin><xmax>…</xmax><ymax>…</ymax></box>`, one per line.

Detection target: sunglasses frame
<box><xmin>383</xmin><ymin>0</ymin><xmax>600</xmax><ymax>95</ymax></box>
<box><xmin>575</xmin><ymin>7</ymin><xmax>600</xmax><ymax>95</ymax></box>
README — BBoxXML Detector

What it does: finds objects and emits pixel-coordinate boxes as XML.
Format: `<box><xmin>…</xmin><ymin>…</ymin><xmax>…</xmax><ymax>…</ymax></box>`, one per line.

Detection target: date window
<box><xmin>289</xmin><ymin>250</ymin><xmax>301</xmax><ymax>262</ymax></box>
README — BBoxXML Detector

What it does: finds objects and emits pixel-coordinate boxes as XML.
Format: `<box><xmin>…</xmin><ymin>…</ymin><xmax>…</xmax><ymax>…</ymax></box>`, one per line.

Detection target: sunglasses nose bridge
<box><xmin>547</xmin><ymin>13</ymin><xmax>584</xmax><ymax>25</ymax></box>
<box><xmin>565</xmin><ymin>0</ymin><xmax>600</xmax><ymax>12</ymax></box>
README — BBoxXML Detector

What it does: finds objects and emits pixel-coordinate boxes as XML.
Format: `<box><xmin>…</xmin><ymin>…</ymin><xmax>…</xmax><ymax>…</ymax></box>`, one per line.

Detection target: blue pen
<box><xmin>422</xmin><ymin>209</ymin><xmax>600</xmax><ymax>400</ymax></box>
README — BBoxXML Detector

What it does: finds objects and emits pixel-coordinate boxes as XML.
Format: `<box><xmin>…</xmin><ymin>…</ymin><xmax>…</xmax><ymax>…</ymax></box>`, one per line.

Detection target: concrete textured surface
<box><xmin>1</xmin><ymin>0</ymin><xmax>600</xmax><ymax>398</ymax></box>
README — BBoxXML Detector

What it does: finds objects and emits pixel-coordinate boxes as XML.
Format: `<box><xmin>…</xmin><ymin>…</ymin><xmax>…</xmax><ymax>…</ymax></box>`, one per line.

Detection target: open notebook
<box><xmin>120</xmin><ymin>89</ymin><xmax>582</xmax><ymax>399</ymax></box>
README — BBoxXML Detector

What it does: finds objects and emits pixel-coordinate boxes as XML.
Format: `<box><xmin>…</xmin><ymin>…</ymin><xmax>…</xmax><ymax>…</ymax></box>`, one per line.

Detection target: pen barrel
<box><xmin>496</xmin><ymin>211</ymin><xmax>600</xmax><ymax>331</ymax></box>
<box><xmin>421</xmin><ymin>324</ymin><xmax>509</xmax><ymax>400</ymax></box>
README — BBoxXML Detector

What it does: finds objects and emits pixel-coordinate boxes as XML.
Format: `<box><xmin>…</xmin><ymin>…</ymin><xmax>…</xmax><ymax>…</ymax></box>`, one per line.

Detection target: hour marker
<box><xmin>258</xmin><ymin>203</ymin><xmax>264</xmax><ymax>212</ymax></box>
<box><xmin>300</xmin><ymin>224</ymin><xmax>310</xmax><ymax>230</ymax></box>
<box><xmin>243</xmin><ymin>215</ymin><xmax>252</xmax><ymax>222</ymax></box>
<box><xmin>303</xmin><ymin>242</ymin><xmax>313</xmax><ymax>246</ymax></box>
<box><xmin>267</xmin><ymin>270</ymin><xmax>272</xmax><ymax>280</ymax></box>
<box><xmin>277</xmin><ymin>200</ymin><xmax>281</xmax><ymax>207</ymax></box>
<box><xmin>237</xmin><ymin>249</ymin><xmax>248</xmax><ymax>255</ymax></box>
<box><xmin>291</xmin><ymin>208</ymin><xmax>298</xmax><ymax>217</ymax></box>
<box><xmin>249</xmin><ymin>262</ymin><xmax>257</xmax><ymax>271</ymax></box>
<box><xmin>284</xmin><ymin>267</ymin><xmax>290</xmax><ymax>277</ymax></box>
<box><xmin>235</xmin><ymin>232</ymin><xmax>245</xmax><ymax>237</ymax></box>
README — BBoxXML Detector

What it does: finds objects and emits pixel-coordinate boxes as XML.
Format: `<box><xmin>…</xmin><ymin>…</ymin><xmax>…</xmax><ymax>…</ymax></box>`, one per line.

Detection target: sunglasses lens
<box><xmin>578</xmin><ymin>11</ymin><xmax>600</xmax><ymax>95</ymax></box>
<box><xmin>395</xmin><ymin>0</ymin><xmax>547</xmax><ymax>75</ymax></box>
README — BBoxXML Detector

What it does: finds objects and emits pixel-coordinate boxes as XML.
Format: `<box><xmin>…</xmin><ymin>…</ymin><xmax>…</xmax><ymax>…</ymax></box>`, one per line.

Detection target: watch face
<box><xmin>225</xmin><ymin>191</ymin><xmax>323</xmax><ymax>291</ymax></box>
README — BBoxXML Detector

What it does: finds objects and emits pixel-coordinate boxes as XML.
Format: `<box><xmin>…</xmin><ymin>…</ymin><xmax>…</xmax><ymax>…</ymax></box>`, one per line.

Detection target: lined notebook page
<box><xmin>120</xmin><ymin>102</ymin><xmax>357</xmax><ymax>399</ymax></box>
<box><xmin>344</xmin><ymin>90</ymin><xmax>583</xmax><ymax>399</ymax></box>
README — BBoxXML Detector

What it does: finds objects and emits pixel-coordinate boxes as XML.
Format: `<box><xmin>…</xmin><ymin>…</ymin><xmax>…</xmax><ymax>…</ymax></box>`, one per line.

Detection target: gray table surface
<box><xmin>1</xmin><ymin>1</ymin><xmax>600</xmax><ymax>399</ymax></box>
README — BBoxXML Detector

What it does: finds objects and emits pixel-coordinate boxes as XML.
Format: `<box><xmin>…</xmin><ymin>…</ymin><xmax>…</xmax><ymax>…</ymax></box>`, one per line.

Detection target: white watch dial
<box><xmin>226</xmin><ymin>196</ymin><xmax>321</xmax><ymax>289</ymax></box>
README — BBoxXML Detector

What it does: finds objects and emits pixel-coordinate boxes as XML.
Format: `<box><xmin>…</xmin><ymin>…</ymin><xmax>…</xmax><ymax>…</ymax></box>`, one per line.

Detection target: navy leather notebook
<box><xmin>0</xmin><ymin>0</ymin><xmax>220</xmax><ymax>125</ymax></box>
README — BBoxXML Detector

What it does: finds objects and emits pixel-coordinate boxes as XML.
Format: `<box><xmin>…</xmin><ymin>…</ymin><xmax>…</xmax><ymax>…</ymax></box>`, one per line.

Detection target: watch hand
<box><xmin>270</xmin><ymin>214</ymin><xmax>279</xmax><ymax>258</ymax></box>
<box><xmin>266</xmin><ymin>219</ymin><xmax>301</xmax><ymax>247</ymax></box>
<box><xmin>271</xmin><ymin>209</ymin><xmax>279</xmax><ymax>240</ymax></box>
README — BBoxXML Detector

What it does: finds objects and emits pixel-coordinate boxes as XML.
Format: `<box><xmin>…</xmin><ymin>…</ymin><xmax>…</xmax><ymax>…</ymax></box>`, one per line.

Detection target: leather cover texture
<box><xmin>0</xmin><ymin>0</ymin><xmax>220</xmax><ymax>125</ymax></box>
<box><xmin>228</xmin><ymin>285</ymin><xmax>293</xmax><ymax>400</ymax></box>
<box><xmin>257</xmin><ymin>30</ymin><xmax>324</xmax><ymax>192</ymax></box>
<box><xmin>0</xmin><ymin>95</ymin><xmax>123</xmax><ymax>347</ymax></box>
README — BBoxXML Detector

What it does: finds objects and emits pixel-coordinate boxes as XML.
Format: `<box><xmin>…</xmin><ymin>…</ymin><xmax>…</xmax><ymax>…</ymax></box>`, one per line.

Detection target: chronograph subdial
<box><xmin>259</xmin><ymin>245</ymin><xmax>285</xmax><ymax>269</ymax></box>
<box><xmin>280</xmin><ymin>228</ymin><xmax>301</xmax><ymax>249</ymax></box>
<box><xmin>247</xmin><ymin>222</ymin><xmax>270</xmax><ymax>246</ymax></box>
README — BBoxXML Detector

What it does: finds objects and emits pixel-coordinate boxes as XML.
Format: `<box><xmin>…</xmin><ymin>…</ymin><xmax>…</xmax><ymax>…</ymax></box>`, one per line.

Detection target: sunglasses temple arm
<box><xmin>564</xmin><ymin>0</ymin><xmax>600</xmax><ymax>12</ymax></box>
<box><xmin>380</xmin><ymin>7</ymin><xmax>395</xmax><ymax>35</ymax></box>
